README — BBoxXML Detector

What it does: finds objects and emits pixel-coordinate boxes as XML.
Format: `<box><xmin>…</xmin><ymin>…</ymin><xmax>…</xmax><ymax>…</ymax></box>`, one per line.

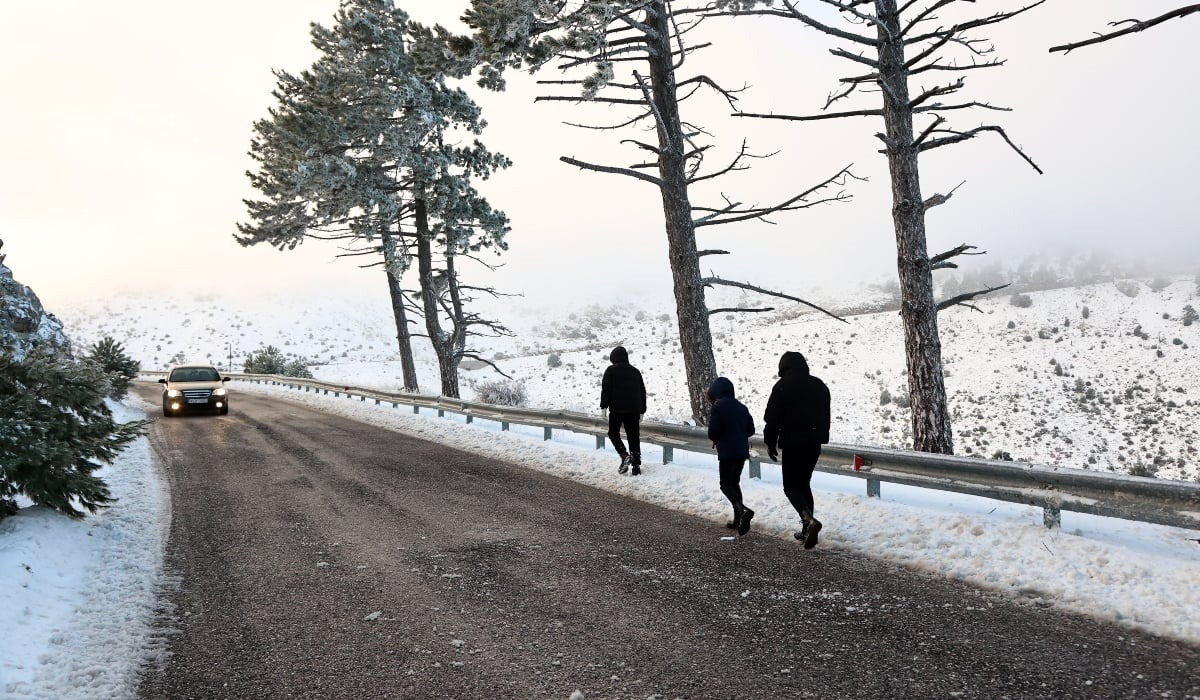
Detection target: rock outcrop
<box><xmin>0</xmin><ymin>238</ymin><xmax>71</xmax><ymax>359</ymax></box>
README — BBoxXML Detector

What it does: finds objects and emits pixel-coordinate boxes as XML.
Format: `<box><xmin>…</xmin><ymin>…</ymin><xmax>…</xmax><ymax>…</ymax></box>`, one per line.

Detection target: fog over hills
<box><xmin>59</xmin><ymin>277</ymin><xmax>1200</xmax><ymax>482</ymax></box>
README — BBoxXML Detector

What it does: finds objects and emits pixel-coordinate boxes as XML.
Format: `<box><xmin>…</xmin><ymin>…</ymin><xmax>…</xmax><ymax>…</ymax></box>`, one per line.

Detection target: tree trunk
<box><xmin>414</xmin><ymin>193</ymin><xmax>460</xmax><ymax>398</ymax></box>
<box><xmin>380</xmin><ymin>230</ymin><xmax>419</xmax><ymax>393</ymax></box>
<box><xmin>645</xmin><ymin>2</ymin><xmax>718</xmax><ymax>425</ymax></box>
<box><xmin>876</xmin><ymin>0</ymin><xmax>953</xmax><ymax>454</ymax></box>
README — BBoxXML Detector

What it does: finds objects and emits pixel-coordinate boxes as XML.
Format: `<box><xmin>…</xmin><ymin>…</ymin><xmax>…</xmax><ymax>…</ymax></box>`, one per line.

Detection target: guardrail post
<box><xmin>1043</xmin><ymin>505</ymin><xmax>1061</xmax><ymax>529</ymax></box>
<box><xmin>749</xmin><ymin>459</ymin><xmax>761</xmax><ymax>480</ymax></box>
<box><xmin>502</xmin><ymin>421</ymin><xmax>510</xmax><ymax>431</ymax></box>
<box><xmin>334</xmin><ymin>391</ymin><xmax>340</xmax><ymax>398</ymax></box>
<box><xmin>413</xmin><ymin>406</ymin><xmax>419</xmax><ymax>415</ymax></box>
<box><xmin>595</xmin><ymin>435</ymin><xmax>604</xmax><ymax>449</ymax></box>
<box><xmin>544</xmin><ymin>427</ymin><xmax>552</xmax><ymax>441</ymax></box>
<box><xmin>866</xmin><ymin>478</ymin><xmax>881</xmax><ymax>498</ymax></box>
<box><xmin>391</xmin><ymin>402</ymin><xmax>397</xmax><ymax>408</ymax></box>
<box><xmin>466</xmin><ymin>413</ymin><xmax>473</xmax><ymax>424</ymax></box>
<box><xmin>663</xmin><ymin>446</ymin><xmax>673</xmax><ymax>465</ymax></box>
<box><xmin>361</xmin><ymin>395</ymin><xmax>366</xmax><ymax>402</ymax></box>
<box><xmin>437</xmin><ymin>409</ymin><xmax>445</xmax><ymax>418</ymax></box>
<box><xmin>374</xmin><ymin>398</ymin><xmax>380</xmax><ymax>405</ymax></box>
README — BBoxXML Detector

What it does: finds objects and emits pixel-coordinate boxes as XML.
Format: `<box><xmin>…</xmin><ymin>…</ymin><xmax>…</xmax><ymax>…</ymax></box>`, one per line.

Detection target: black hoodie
<box><xmin>600</xmin><ymin>346</ymin><xmax>647</xmax><ymax>413</ymax></box>
<box><xmin>763</xmin><ymin>351</ymin><xmax>831</xmax><ymax>450</ymax></box>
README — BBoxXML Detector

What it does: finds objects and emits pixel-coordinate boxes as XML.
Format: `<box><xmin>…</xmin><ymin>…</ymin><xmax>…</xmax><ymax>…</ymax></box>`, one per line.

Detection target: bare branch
<box><xmin>917</xmin><ymin>125</ymin><xmax>1043</xmax><ymax>174</ymax></box>
<box><xmin>702</xmin><ymin>276</ymin><xmax>848</xmax><ymax>323</ymax></box>
<box><xmin>460</xmin><ymin>352</ymin><xmax>513</xmax><ymax>380</ymax></box>
<box><xmin>708</xmin><ymin>306</ymin><xmax>776</xmax><ymax>315</ymax></box>
<box><xmin>697</xmin><ymin>249</ymin><xmax>731</xmax><ymax>257</ymax></box>
<box><xmin>936</xmin><ymin>283</ymin><xmax>1011</xmax><ymax>312</ymax></box>
<box><xmin>1050</xmin><ymin>5</ymin><xmax>1200</xmax><ymax>53</ymax></box>
<box><xmin>922</xmin><ymin>180</ymin><xmax>965</xmax><ymax>213</ymax></box>
<box><xmin>560</xmin><ymin>155</ymin><xmax>663</xmax><ymax>186</ymax></box>
<box><xmin>929</xmin><ymin>241</ymin><xmax>983</xmax><ymax>270</ymax></box>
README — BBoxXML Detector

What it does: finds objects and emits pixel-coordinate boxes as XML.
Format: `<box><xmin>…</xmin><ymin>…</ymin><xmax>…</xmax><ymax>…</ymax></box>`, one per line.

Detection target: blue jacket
<box><xmin>706</xmin><ymin>377</ymin><xmax>755</xmax><ymax>460</ymax></box>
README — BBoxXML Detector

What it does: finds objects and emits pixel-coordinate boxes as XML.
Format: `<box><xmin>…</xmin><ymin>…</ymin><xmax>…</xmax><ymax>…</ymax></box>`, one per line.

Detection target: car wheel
<box><xmin>219</xmin><ymin>405</ymin><xmax>229</xmax><ymax>415</ymax></box>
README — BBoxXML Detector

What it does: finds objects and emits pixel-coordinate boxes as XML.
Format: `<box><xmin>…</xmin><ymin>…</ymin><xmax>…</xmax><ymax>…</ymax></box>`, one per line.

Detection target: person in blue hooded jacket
<box><xmin>707</xmin><ymin>377</ymin><xmax>757</xmax><ymax>536</ymax></box>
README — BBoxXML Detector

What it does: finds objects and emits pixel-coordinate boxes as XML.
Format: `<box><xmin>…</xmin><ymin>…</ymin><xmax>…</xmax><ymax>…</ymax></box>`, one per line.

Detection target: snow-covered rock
<box><xmin>0</xmin><ymin>239</ymin><xmax>70</xmax><ymax>359</ymax></box>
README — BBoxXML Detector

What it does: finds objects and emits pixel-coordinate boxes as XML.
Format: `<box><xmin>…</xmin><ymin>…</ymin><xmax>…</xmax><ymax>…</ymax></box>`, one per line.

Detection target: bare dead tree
<box><xmin>1050</xmin><ymin>5</ymin><xmax>1200</xmax><ymax>53</ymax></box>
<box><xmin>713</xmin><ymin>0</ymin><xmax>1045</xmax><ymax>453</ymax></box>
<box><xmin>459</xmin><ymin>0</ymin><xmax>857</xmax><ymax>424</ymax></box>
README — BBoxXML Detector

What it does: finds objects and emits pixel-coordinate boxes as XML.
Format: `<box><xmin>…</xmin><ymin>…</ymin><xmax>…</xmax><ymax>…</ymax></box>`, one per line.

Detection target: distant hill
<box><xmin>57</xmin><ymin>278</ymin><xmax>1200</xmax><ymax>482</ymax></box>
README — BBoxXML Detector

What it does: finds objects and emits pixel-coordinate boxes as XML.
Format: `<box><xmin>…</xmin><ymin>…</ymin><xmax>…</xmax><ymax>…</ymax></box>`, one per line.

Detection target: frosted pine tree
<box><xmin>240</xmin><ymin>0</ymin><xmax>513</xmax><ymax>397</ymax></box>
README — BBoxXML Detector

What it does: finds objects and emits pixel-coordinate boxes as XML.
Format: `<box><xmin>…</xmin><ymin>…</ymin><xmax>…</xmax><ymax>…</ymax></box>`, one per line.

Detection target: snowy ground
<box><xmin>3</xmin><ymin>381</ymin><xmax>1199</xmax><ymax>699</ymax></box>
<box><xmin>0</xmin><ymin>397</ymin><xmax>170</xmax><ymax>699</ymax></box>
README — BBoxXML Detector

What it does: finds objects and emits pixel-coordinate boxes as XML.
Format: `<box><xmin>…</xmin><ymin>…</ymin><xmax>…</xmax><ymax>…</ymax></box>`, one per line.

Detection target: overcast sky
<box><xmin>2</xmin><ymin>1</ymin><xmax>1197</xmax><ymax>312</ymax></box>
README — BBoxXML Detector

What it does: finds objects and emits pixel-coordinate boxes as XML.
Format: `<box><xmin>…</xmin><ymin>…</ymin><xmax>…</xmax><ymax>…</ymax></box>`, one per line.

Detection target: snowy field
<box><xmin>62</xmin><ymin>278</ymin><xmax>1200</xmax><ymax>480</ymax></box>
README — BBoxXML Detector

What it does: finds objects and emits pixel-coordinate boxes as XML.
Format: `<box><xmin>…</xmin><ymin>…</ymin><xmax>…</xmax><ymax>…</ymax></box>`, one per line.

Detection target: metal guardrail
<box><xmin>140</xmin><ymin>371</ymin><xmax>1200</xmax><ymax>531</ymax></box>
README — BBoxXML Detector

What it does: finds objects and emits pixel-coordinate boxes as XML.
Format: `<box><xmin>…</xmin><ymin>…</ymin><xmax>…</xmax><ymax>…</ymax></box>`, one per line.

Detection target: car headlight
<box><xmin>167</xmin><ymin>389</ymin><xmax>182</xmax><ymax>397</ymax></box>
<box><xmin>212</xmin><ymin>388</ymin><xmax>227</xmax><ymax>396</ymax></box>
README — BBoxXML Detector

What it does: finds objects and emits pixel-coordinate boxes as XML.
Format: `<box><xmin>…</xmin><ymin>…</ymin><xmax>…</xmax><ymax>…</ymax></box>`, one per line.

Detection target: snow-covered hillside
<box><xmin>58</xmin><ymin>278</ymin><xmax>1200</xmax><ymax>481</ymax></box>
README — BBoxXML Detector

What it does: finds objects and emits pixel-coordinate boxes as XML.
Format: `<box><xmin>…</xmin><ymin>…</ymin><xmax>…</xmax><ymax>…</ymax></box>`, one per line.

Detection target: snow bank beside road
<box><xmin>0</xmin><ymin>398</ymin><xmax>169</xmax><ymax>700</ymax></box>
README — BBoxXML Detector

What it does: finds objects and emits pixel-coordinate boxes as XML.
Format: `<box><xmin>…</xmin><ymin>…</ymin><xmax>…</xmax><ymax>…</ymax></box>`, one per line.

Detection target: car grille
<box><xmin>182</xmin><ymin>389</ymin><xmax>213</xmax><ymax>400</ymax></box>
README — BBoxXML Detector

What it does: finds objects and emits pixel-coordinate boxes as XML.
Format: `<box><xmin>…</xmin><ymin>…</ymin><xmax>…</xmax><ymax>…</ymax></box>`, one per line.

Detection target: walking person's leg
<box><xmin>625</xmin><ymin>413</ymin><xmax>642</xmax><ymax>474</ymax></box>
<box><xmin>718</xmin><ymin>458</ymin><xmax>745</xmax><ymax>528</ymax></box>
<box><xmin>719</xmin><ymin>457</ymin><xmax>753</xmax><ymax>535</ymax></box>
<box><xmin>608</xmin><ymin>411</ymin><xmax>630</xmax><ymax>473</ymax></box>
<box><xmin>781</xmin><ymin>441</ymin><xmax>822</xmax><ymax>547</ymax></box>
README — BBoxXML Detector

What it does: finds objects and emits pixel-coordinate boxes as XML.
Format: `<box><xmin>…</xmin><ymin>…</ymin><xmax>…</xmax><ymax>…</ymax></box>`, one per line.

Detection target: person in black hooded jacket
<box><xmin>707</xmin><ymin>377</ymin><xmax>756</xmax><ymax>536</ymax></box>
<box><xmin>600</xmin><ymin>345</ymin><xmax>647</xmax><ymax>475</ymax></box>
<box><xmin>763</xmin><ymin>351</ymin><xmax>830</xmax><ymax>549</ymax></box>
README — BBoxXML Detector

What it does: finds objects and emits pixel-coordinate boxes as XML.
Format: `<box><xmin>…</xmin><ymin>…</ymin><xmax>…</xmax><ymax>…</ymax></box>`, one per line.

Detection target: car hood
<box><xmin>166</xmin><ymin>380</ymin><xmax>225</xmax><ymax>390</ymax></box>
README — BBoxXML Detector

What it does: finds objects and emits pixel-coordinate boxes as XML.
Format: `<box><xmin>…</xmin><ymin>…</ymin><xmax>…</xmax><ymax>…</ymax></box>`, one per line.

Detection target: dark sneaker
<box><xmin>631</xmin><ymin>464</ymin><xmax>642</xmax><ymax>476</ymax></box>
<box><xmin>738</xmin><ymin>508</ymin><xmax>754</xmax><ymax>536</ymax></box>
<box><xmin>803</xmin><ymin>518</ymin><xmax>822</xmax><ymax>549</ymax></box>
<box><xmin>794</xmin><ymin>527</ymin><xmax>807</xmax><ymax>542</ymax></box>
<box><xmin>618</xmin><ymin>454</ymin><xmax>631</xmax><ymax>475</ymax></box>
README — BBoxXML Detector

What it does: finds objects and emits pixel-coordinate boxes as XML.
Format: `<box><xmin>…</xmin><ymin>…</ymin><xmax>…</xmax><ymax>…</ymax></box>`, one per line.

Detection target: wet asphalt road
<box><xmin>134</xmin><ymin>385</ymin><xmax>1200</xmax><ymax>700</ymax></box>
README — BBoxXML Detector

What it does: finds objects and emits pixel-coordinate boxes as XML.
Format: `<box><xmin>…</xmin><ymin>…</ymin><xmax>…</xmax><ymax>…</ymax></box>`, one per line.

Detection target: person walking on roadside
<box><xmin>600</xmin><ymin>345</ymin><xmax>647</xmax><ymax>475</ymax></box>
<box><xmin>763</xmin><ymin>351</ymin><xmax>831</xmax><ymax>549</ymax></box>
<box><xmin>707</xmin><ymin>377</ymin><xmax>757</xmax><ymax>536</ymax></box>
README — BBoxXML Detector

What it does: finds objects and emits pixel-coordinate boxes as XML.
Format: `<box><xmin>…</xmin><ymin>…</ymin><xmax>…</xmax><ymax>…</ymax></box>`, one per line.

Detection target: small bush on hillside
<box><xmin>1081</xmin><ymin>305</ymin><xmax>1090</xmax><ymax>319</ymax></box>
<box><xmin>547</xmin><ymin>353</ymin><xmax>562</xmax><ymax>368</ymax></box>
<box><xmin>1009</xmin><ymin>293</ymin><xmax>1033</xmax><ymax>308</ymax></box>
<box><xmin>1183</xmin><ymin>305</ymin><xmax>1197</xmax><ymax>327</ymax></box>
<box><xmin>475</xmin><ymin>379</ymin><xmax>527</xmax><ymax>407</ymax></box>
<box><xmin>88</xmin><ymin>336</ymin><xmax>140</xmax><ymax>400</ymax></box>
<box><xmin>243</xmin><ymin>345</ymin><xmax>313</xmax><ymax>378</ymax></box>
<box><xmin>1148</xmin><ymin>277</ymin><xmax>1172</xmax><ymax>291</ymax></box>
<box><xmin>879</xmin><ymin>388</ymin><xmax>892</xmax><ymax>405</ymax></box>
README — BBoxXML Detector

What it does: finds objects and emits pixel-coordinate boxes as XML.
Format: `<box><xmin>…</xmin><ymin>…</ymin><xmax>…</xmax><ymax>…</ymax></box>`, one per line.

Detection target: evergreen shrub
<box><xmin>0</xmin><ymin>348</ymin><xmax>148</xmax><ymax>519</ymax></box>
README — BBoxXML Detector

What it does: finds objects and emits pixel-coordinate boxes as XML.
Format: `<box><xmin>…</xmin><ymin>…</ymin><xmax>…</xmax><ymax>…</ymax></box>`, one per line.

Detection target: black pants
<box><xmin>718</xmin><ymin>458</ymin><xmax>746</xmax><ymax>510</ymax></box>
<box><xmin>781</xmin><ymin>441</ymin><xmax>822</xmax><ymax>518</ymax></box>
<box><xmin>607</xmin><ymin>411</ymin><xmax>641</xmax><ymax>464</ymax></box>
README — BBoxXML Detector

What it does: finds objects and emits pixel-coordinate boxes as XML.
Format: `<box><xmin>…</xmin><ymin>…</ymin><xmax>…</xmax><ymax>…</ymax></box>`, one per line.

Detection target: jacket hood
<box><xmin>610</xmin><ymin>345</ymin><xmax>629</xmax><ymax>364</ymax></box>
<box><xmin>778</xmin><ymin>351</ymin><xmax>809</xmax><ymax>377</ymax></box>
<box><xmin>707</xmin><ymin>376</ymin><xmax>735</xmax><ymax>401</ymax></box>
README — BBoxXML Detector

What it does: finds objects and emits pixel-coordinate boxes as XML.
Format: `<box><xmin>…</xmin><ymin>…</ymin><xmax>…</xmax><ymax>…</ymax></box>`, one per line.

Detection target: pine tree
<box><xmin>88</xmin><ymin>336</ymin><xmax>140</xmax><ymax>400</ymax></box>
<box><xmin>0</xmin><ymin>347</ymin><xmax>148</xmax><ymax>519</ymax></box>
<box><xmin>239</xmin><ymin>0</ymin><xmax>513</xmax><ymax>397</ymax></box>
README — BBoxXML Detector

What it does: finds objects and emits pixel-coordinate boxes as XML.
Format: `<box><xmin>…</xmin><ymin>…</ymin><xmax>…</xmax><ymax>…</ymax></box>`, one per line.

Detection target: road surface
<box><xmin>134</xmin><ymin>385</ymin><xmax>1200</xmax><ymax>699</ymax></box>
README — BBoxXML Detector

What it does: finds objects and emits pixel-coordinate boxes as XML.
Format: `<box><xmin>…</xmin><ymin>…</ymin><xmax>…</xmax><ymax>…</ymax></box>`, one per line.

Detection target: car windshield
<box><xmin>169</xmin><ymin>367</ymin><xmax>221</xmax><ymax>382</ymax></box>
